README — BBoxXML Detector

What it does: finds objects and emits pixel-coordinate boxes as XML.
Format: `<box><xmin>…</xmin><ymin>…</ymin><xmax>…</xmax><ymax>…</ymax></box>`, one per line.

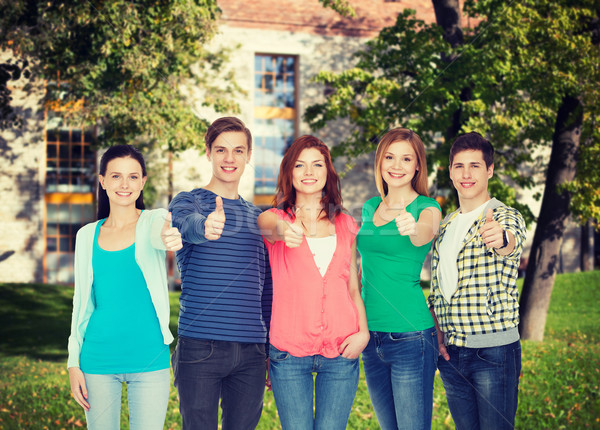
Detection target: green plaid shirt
<box><xmin>428</xmin><ymin>199</ymin><xmax>526</xmax><ymax>347</ymax></box>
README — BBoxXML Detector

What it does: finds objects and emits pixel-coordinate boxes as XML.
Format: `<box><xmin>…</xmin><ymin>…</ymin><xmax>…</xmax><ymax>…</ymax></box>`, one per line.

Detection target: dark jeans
<box><xmin>172</xmin><ymin>337</ymin><xmax>267</xmax><ymax>430</ymax></box>
<box><xmin>438</xmin><ymin>340</ymin><xmax>521</xmax><ymax>430</ymax></box>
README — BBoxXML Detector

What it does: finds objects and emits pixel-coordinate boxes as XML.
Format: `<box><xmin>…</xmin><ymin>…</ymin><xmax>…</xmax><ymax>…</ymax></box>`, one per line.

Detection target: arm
<box><xmin>396</xmin><ymin>204</ymin><xmax>442</xmax><ymax>247</ymax></box>
<box><xmin>258</xmin><ymin>210</ymin><xmax>303</xmax><ymax>247</ymax></box>
<box><xmin>168</xmin><ymin>192</ymin><xmax>209</xmax><ymax>245</ymax></box>
<box><xmin>339</xmin><ymin>240</ymin><xmax>370</xmax><ymax>359</ymax></box>
<box><xmin>430</xmin><ymin>307</ymin><xmax>449</xmax><ymax>361</ymax></box>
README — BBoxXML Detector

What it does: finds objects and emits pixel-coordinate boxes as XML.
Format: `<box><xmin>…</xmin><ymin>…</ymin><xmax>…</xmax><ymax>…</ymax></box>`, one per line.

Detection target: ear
<box><xmin>246</xmin><ymin>149</ymin><xmax>252</xmax><ymax>163</ymax></box>
<box><xmin>98</xmin><ymin>174</ymin><xmax>106</xmax><ymax>190</ymax></box>
<box><xmin>141</xmin><ymin>176</ymin><xmax>148</xmax><ymax>189</ymax></box>
<box><xmin>206</xmin><ymin>146</ymin><xmax>212</xmax><ymax>161</ymax></box>
<box><xmin>488</xmin><ymin>163</ymin><xmax>494</xmax><ymax>178</ymax></box>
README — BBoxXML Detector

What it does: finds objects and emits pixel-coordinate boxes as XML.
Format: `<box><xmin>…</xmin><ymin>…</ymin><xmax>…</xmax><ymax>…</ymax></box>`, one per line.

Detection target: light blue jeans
<box><xmin>362</xmin><ymin>327</ymin><xmax>438</xmax><ymax>430</ymax></box>
<box><xmin>268</xmin><ymin>345</ymin><xmax>359</xmax><ymax>430</ymax></box>
<box><xmin>83</xmin><ymin>368</ymin><xmax>170</xmax><ymax>430</ymax></box>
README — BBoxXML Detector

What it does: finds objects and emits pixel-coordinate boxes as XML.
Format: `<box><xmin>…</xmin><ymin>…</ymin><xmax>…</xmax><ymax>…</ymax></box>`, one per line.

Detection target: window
<box><xmin>253</xmin><ymin>54</ymin><xmax>297</xmax><ymax>202</ymax></box>
<box><xmin>44</xmin><ymin>82</ymin><xmax>96</xmax><ymax>284</ymax></box>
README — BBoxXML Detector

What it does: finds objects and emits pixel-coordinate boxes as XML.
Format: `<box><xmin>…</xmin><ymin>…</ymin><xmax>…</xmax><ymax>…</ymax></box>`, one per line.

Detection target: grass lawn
<box><xmin>0</xmin><ymin>271</ymin><xmax>599</xmax><ymax>429</ymax></box>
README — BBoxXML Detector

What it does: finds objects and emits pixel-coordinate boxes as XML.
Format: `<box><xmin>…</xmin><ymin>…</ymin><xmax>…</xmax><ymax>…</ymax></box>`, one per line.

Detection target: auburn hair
<box><xmin>273</xmin><ymin>135</ymin><xmax>343</xmax><ymax>221</ymax></box>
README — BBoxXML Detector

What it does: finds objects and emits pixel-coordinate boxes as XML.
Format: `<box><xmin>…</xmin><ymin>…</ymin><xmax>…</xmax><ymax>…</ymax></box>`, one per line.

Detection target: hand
<box><xmin>395</xmin><ymin>197</ymin><xmax>417</xmax><ymax>236</ymax></box>
<box><xmin>339</xmin><ymin>330</ymin><xmax>370</xmax><ymax>359</ymax></box>
<box><xmin>205</xmin><ymin>196</ymin><xmax>226</xmax><ymax>241</ymax></box>
<box><xmin>436</xmin><ymin>329</ymin><xmax>450</xmax><ymax>361</ymax></box>
<box><xmin>478</xmin><ymin>209</ymin><xmax>504</xmax><ymax>248</ymax></box>
<box><xmin>283</xmin><ymin>215</ymin><xmax>303</xmax><ymax>248</ymax></box>
<box><xmin>161</xmin><ymin>212</ymin><xmax>183</xmax><ymax>251</ymax></box>
<box><xmin>68</xmin><ymin>367</ymin><xmax>90</xmax><ymax>411</ymax></box>
<box><xmin>265</xmin><ymin>358</ymin><xmax>272</xmax><ymax>392</ymax></box>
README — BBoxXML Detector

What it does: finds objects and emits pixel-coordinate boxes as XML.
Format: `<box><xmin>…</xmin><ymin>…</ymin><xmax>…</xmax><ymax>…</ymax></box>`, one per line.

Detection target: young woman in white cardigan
<box><xmin>67</xmin><ymin>145</ymin><xmax>182</xmax><ymax>430</ymax></box>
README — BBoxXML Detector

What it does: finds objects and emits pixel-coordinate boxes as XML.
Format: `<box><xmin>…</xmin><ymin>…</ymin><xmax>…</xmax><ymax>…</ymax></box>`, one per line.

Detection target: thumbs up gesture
<box><xmin>395</xmin><ymin>197</ymin><xmax>417</xmax><ymax>236</ymax></box>
<box><xmin>478</xmin><ymin>208</ymin><xmax>503</xmax><ymax>248</ymax></box>
<box><xmin>283</xmin><ymin>213</ymin><xmax>304</xmax><ymax>248</ymax></box>
<box><xmin>205</xmin><ymin>196</ymin><xmax>226</xmax><ymax>241</ymax></box>
<box><xmin>161</xmin><ymin>212</ymin><xmax>183</xmax><ymax>251</ymax></box>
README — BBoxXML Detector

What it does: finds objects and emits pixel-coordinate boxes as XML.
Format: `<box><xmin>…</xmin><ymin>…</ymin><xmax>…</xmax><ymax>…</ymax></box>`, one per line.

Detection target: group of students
<box><xmin>67</xmin><ymin>116</ymin><xmax>526</xmax><ymax>430</ymax></box>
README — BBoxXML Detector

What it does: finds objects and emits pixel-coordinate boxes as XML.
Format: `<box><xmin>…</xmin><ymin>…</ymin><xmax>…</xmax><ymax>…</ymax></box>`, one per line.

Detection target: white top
<box><xmin>305</xmin><ymin>235</ymin><xmax>337</xmax><ymax>276</ymax></box>
<box><xmin>438</xmin><ymin>201</ymin><xmax>488</xmax><ymax>302</ymax></box>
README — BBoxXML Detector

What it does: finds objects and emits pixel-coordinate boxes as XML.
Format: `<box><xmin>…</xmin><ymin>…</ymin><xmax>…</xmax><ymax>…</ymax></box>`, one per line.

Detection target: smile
<box><xmin>460</xmin><ymin>182</ymin><xmax>475</xmax><ymax>188</ymax></box>
<box><xmin>115</xmin><ymin>192</ymin><xmax>132</xmax><ymax>196</ymax></box>
<box><xmin>301</xmin><ymin>179</ymin><xmax>318</xmax><ymax>184</ymax></box>
<box><xmin>387</xmin><ymin>172</ymin><xmax>405</xmax><ymax>178</ymax></box>
<box><xmin>221</xmin><ymin>166</ymin><xmax>237</xmax><ymax>172</ymax></box>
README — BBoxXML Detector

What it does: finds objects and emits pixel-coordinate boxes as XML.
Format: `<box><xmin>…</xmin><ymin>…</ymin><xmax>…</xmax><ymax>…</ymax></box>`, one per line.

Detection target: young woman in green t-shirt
<box><xmin>356</xmin><ymin>128</ymin><xmax>442</xmax><ymax>430</ymax></box>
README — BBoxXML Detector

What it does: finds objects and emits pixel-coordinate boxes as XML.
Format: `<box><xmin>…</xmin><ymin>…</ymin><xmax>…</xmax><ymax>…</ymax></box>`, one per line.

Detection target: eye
<box><xmin>403</xmin><ymin>157</ymin><xmax>412</xmax><ymax>162</ymax></box>
<box><xmin>130</xmin><ymin>175</ymin><xmax>138</xmax><ymax>180</ymax></box>
<box><xmin>295</xmin><ymin>163</ymin><xmax>303</xmax><ymax>168</ymax></box>
<box><xmin>235</xmin><ymin>149</ymin><xmax>244</xmax><ymax>154</ymax></box>
<box><xmin>314</xmin><ymin>163</ymin><xmax>323</xmax><ymax>168</ymax></box>
<box><xmin>216</xmin><ymin>148</ymin><xmax>224</xmax><ymax>153</ymax></box>
<box><xmin>112</xmin><ymin>174</ymin><xmax>120</xmax><ymax>179</ymax></box>
<box><xmin>385</xmin><ymin>155</ymin><xmax>393</xmax><ymax>160</ymax></box>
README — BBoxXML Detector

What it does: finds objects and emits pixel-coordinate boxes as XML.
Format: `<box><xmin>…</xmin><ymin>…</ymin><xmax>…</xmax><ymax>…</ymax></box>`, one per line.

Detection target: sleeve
<box><xmin>67</xmin><ymin>228</ymin><xmax>85</xmax><ymax>368</ymax></box>
<box><xmin>169</xmin><ymin>191</ymin><xmax>208</xmax><ymax>245</ymax></box>
<box><xmin>149</xmin><ymin>208</ymin><xmax>168</xmax><ymax>250</ymax></box>
<box><xmin>427</xmin><ymin>237</ymin><xmax>441</xmax><ymax>309</ymax></box>
<box><xmin>496</xmin><ymin>206</ymin><xmax>526</xmax><ymax>261</ymax></box>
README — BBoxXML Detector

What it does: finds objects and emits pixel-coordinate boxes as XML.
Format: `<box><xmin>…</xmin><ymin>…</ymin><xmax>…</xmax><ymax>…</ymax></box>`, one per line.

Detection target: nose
<box><xmin>224</xmin><ymin>150</ymin><xmax>234</xmax><ymax>163</ymax></box>
<box><xmin>463</xmin><ymin>166</ymin><xmax>472</xmax><ymax>178</ymax></box>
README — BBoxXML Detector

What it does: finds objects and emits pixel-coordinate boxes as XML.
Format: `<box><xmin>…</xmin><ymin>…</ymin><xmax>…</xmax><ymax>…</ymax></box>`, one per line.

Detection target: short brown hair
<box><xmin>204</xmin><ymin>117</ymin><xmax>252</xmax><ymax>152</ymax></box>
<box><xmin>450</xmin><ymin>132</ymin><xmax>494</xmax><ymax>168</ymax></box>
<box><xmin>374</xmin><ymin>128</ymin><xmax>429</xmax><ymax>198</ymax></box>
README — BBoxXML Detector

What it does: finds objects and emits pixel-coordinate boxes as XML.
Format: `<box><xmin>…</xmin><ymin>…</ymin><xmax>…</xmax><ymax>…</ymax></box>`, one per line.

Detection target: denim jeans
<box><xmin>172</xmin><ymin>337</ymin><xmax>267</xmax><ymax>430</ymax></box>
<box><xmin>437</xmin><ymin>340</ymin><xmax>521</xmax><ymax>430</ymax></box>
<box><xmin>362</xmin><ymin>327</ymin><xmax>438</xmax><ymax>430</ymax></box>
<box><xmin>268</xmin><ymin>345</ymin><xmax>359</xmax><ymax>430</ymax></box>
<box><xmin>83</xmin><ymin>368</ymin><xmax>170</xmax><ymax>430</ymax></box>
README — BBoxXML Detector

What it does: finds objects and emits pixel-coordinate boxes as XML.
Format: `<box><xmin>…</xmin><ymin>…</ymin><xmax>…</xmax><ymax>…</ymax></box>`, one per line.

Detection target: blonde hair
<box><xmin>374</xmin><ymin>128</ymin><xmax>429</xmax><ymax>199</ymax></box>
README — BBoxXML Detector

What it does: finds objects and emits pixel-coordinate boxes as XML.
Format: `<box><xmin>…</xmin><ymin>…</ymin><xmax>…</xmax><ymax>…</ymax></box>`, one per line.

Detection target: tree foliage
<box><xmin>0</xmin><ymin>0</ymin><xmax>241</xmax><ymax>152</ymax></box>
<box><xmin>305</xmin><ymin>0</ymin><xmax>600</xmax><ymax>225</ymax></box>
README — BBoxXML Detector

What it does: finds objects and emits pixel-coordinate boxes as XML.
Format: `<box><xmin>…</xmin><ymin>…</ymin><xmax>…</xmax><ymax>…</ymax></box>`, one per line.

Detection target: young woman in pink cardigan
<box><xmin>258</xmin><ymin>135</ymin><xmax>369</xmax><ymax>430</ymax></box>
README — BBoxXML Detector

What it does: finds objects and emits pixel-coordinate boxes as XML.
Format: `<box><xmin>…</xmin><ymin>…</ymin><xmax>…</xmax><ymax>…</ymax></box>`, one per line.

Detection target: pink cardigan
<box><xmin>264</xmin><ymin>209</ymin><xmax>359</xmax><ymax>358</ymax></box>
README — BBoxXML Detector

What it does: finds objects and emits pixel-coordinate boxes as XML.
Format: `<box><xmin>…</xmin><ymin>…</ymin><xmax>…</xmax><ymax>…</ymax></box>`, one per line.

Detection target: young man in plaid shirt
<box><xmin>428</xmin><ymin>132</ymin><xmax>527</xmax><ymax>430</ymax></box>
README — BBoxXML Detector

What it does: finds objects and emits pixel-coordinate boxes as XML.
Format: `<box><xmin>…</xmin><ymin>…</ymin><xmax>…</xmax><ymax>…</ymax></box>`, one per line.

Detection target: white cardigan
<box><xmin>67</xmin><ymin>208</ymin><xmax>175</xmax><ymax>368</ymax></box>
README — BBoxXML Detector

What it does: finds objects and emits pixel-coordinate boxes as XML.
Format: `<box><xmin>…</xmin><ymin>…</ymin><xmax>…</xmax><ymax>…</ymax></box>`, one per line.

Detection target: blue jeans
<box><xmin>172</xmin><ymin>337</ymin><xmax>267</xmax><ymax>430</ymax></box>
<box><xmin>268</xmin><ymin>345</ymin><xmax>359</xmax><ymax>430</ymax></box>
<box><xmin>362</xmin><ymin>327</ymin><xmax>438</xmax><ymax>430</ymax></box>
<box><xmin>437</xmin><ymin>340</ymin><xmax>521</xmax><ymax>430</ymax></box>
<box><xmin>83</xmin><ymin>368</ymin><xmax>170</xmax><ymax>430</ymax></box>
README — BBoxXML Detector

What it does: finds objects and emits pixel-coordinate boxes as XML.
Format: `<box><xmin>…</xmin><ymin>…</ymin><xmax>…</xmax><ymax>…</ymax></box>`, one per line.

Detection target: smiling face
<box><xmin>99</xmin><ymin>156</ymin><xmax>147</xmax><ymax>209</ymax></box>
<box><xmin>380</xmin><ymin>140</ymin><xmax>419</xmax><ymax>191</ymax></box>
<box><xmin>292</xmin><ymin>147</ymin><xmax>327</xmax><ymax>197</ymax></box>
<box><xmin>207</xmin><ymin>131</ymin><xmax>250</xmax><ymax>186</ymax></box>
<box><xmin>449</xmin><ymin>149</ymin><xmax>493</xmax><ymax>210</ymax></box>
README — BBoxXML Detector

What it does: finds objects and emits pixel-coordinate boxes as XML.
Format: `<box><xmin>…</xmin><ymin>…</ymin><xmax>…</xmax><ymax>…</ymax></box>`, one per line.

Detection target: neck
<box><xmin>384</xmin><ymin>186</ymin><xmax>418</xmax><ymax>206</ymax></box>
<box><xmin>205</xmin><ymin>178</ymin><xmax>240</xmax><ymax>200</ymax></box>
<box><xmin>459</xmin><ymin>194</ymin><xmax>491</xmax><ymax>213</ymax></box>
<box><xmin>295</xmin><ymin>192</ymin><xmax>323</xmax><ymax>219</ymax></box>
<box><xmin>104</xmin><ymin>205</ymin><xmax>141</xmax><ymax>228</ymax></box>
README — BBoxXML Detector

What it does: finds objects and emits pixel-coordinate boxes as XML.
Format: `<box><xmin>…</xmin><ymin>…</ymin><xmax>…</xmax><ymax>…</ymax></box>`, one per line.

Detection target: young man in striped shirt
<box><xmin>169</xmin><ymin>117</ymin><xmax>272</xmax><ymax>430</ymax></box>
<box><xmin>428</xmin><ymin>132</ymin><xmax>527</xmax><ymax>430</ymax></box>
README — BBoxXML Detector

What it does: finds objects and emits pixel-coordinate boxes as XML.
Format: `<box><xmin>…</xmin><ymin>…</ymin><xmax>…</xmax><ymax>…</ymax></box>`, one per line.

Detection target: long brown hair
<box><xmin>274</xmin><ymin>135</ymin><xmax>343</xmax><ymax>221</ymax></box>
<box><xmin>374</xmin><ymin>128</ymin><xmax>429</xmax><ymax>199</ymax></box>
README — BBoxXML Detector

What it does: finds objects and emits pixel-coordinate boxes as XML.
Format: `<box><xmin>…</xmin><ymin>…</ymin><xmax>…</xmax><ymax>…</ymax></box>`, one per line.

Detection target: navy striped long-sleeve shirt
<box><xmin>169</xmin><ymin>188</ymin><xmax>272</xmax><ymax>344</ymax></box>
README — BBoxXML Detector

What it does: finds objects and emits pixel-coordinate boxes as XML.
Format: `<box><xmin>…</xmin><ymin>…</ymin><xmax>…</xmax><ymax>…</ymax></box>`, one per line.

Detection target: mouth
<box><xmin>115</xmin><ymin>191</ymin><xmax>132</xmax><ymax>197</ymax></box>
<box><xmin>387</xmin><ymin>171</ymin><xmax>405</xmax><ymax>179</ymax></box>
<box><xmin>301</xmin><ymin>179</ymin><xmax>318</xmax><ymax>185</ymax></box>
<box><xmin>460</xmin><ymin>182</ymin><xmax>475</xmax><ymax>188</ymax></box>
<box><xmin>221</xmin><ymin>166</ymin><xmax>237</xmax><ymax>173</ymax></box>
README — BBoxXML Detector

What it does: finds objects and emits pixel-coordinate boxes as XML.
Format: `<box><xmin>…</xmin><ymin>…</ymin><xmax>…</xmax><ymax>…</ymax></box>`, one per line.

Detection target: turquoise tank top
<box><xmin>79</xmin><ymin>219</ymin><xmax>170</xmax><ymax>374</ymax></box>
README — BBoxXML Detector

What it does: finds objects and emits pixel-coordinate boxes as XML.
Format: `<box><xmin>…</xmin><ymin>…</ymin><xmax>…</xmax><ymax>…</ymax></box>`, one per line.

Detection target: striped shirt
<box><xmin>428</xmin><ymin>198</ymin><xmax>526</xmax><ymax>347</ymax></box>
<box><xmin>169</xmin><ymin>188</ymin><xmax>272</xmax><ymax>344</ymax></box>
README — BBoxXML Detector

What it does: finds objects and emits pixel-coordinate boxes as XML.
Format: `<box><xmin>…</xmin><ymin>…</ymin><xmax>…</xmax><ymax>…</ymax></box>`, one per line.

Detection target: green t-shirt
<box><xmin>357</xmin><ymin>195</ymin><xmax>440</xmax><ymax>332</ymax></box>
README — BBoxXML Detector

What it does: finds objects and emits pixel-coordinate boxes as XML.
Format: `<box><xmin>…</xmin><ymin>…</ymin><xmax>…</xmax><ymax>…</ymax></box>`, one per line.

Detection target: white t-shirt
<box><xmin>438</xmin><ymin>201</ymin><xmax>488</xmax><ymax>302</ymax></box>
<box><xmin>305</xmin><ymin>235</ymin><xmax>337</xmax><ymax>276</ymax></box>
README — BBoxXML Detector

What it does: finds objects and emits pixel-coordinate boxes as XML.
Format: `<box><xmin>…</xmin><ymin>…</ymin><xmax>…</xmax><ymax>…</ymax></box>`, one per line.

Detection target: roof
<box><xmin>217</xmin><ymin>0</ymin><xmax>441</xmax><ymax>37</ymax></box>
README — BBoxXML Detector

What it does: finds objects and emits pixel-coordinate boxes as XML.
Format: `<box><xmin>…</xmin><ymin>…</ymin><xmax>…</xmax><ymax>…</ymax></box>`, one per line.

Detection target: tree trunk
<box><xmin>580</xmin><ymin>220</ymin><xmax>593</xmax><ymax>271</ymax></box>
<box><xmin>519</xmin><ymin>95</ymin><xmax>583</xmax><ymax>341</ymax></box>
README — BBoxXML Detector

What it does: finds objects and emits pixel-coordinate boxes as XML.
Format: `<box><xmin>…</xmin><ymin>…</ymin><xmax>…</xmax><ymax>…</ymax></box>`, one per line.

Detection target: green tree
<box><xmin>305</xmin><ymin>0</ymin><xmax>600</xmax><ymax>340</ymax></box>
<box><xmin>0</xmin><ymin>0</ymin><xmax>240</xmax><ymax>152</ymax></box>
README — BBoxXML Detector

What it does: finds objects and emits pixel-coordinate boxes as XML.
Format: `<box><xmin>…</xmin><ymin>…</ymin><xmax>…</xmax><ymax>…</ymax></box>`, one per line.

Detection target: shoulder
<box><xmin>336</xmin><ymin>212</ymin><xmax>359</xmax><ymax>235</ymax></box>
<box><xmin>171</xmin><ymin>188</ymin><xmax>207</xmax><ymax>204</ymax></box>
<box><xmin>416</xmin><ymin>195</ymin><xmax>441</xmax><ymax>210</ymax></box>
<box><xmin>76</xmin><ymin>221</ymin><xmax>99</xmax><ymax>239</ymax></box>
<box><xmin>239</xmin><ymin>197</ymin><xmax>263</xmax><ymax>217</ymax></box>
<box><xmin>364</xmin><ymin>196</ymin><xmax>381</xmax><ymax>209</ymax></box>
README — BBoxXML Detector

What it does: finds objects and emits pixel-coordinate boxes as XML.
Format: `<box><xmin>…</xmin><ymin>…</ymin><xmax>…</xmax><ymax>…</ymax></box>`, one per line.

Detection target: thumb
<box><xmin>399</xmin><ymin>197</ymin><xmax>406</xmax><ymax>213</ymax></box>
<box><xmin>215</xmin><ymin>196</ymin><xmax>224</xmax><ymax>216</ymax></box>
<box><xmin>486</xmin><ymin>208</ymin><xmax>494</xmax><ymax>223</ymax></box>
<box><xmin>163</xmin><ymin>212</ymin><xmax>172</xmax><ymax>230</ymax></box>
